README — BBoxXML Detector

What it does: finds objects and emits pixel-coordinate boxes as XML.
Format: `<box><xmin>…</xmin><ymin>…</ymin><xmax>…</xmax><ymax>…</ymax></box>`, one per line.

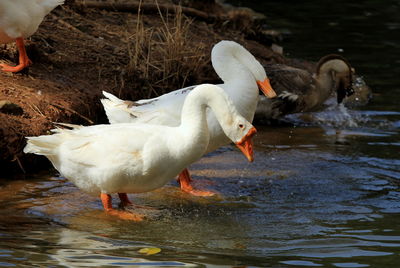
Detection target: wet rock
<box><xmin>0</xmin><ymin>100</ymin><xmax>24</xmax><ymax>115</ymax></box>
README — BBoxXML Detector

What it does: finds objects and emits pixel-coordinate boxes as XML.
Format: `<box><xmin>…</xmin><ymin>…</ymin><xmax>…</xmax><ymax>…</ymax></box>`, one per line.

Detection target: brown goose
<box><xmin>255</xmin><ymin>54</ymin><xmax>370</xmax><ymax>121</ymax></box>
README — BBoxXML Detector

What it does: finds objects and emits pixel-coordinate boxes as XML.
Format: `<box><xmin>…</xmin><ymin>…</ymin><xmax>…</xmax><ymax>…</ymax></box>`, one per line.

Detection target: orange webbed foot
<box><xmin>101</xmin><ymin>193</ymin><xmax>145</xmax><ymax>221</ymax></box>
<box><xmin>106</xmin><ymin>209</ymin><xmax>144</xmax><ymax>221</ymax></box>
<box><xmin>0</xmin><ymin>63</ymin><xmax>30</xmax><ymax>73</ymax></box>
<box><xmin>178</xmin><ymin>168</ymin><xmax>217</xmax><ymax>197</ymax></box>
<box><xmin>1</xmin><ymin>38</ymin><xmax>32</xmax><ymax>73</ymax></box>
<box><xmin>183</xmin><ymin>188</ymin><xmax>216</xmax><ymax>197</ymax></box>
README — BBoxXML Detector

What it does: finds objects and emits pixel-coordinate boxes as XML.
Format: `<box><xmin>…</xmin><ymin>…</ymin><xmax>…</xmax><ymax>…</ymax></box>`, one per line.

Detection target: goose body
<box><xmin>255</xmin><ymin>54</ymin><xmax>355</xmax><ymax>120</ymax></box>
<box><xmin>24</xmin><ymin>84</ymin><xmax>257</xmax><ymax>220</ymax></box>
<box><xmin>0</xmin><ymin>0</ymin><xmax>64</xmax><ymax>72</ymax></box>
<box><xmin>101</xmin><ymin>41</ymin><xmax>276</xmax><ymax>195</ymax></box>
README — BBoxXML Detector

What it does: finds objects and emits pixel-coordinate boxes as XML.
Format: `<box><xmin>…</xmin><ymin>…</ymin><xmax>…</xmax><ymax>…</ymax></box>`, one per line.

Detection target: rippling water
<box><xmin>1</xmin><ymin>0</ymin><xmax>400</xmax><ymax>267</ymax></box>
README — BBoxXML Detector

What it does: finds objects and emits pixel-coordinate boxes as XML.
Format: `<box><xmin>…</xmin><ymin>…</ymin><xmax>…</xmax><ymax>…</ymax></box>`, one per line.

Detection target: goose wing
<box><xmin>101</xmin><ymin>85</ymin><xmax>197</xmax><ymax>125</ymax></box>
<box><xmin>264</xmin><ymin>64</ymin><xmax>313</xmax><ymax>97</ymax></box>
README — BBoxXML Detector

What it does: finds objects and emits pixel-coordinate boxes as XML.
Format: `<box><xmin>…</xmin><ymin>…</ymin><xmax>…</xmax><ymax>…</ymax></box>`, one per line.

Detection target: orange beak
<box><xmin>235</xmin><ymin>127</ymin><xmax>257</xmax><ymax>162</ymax></box>
<box><xmin>257</xmin><ymin>78</ymin><xmax>277</xmax><ymax>98</ymax></box>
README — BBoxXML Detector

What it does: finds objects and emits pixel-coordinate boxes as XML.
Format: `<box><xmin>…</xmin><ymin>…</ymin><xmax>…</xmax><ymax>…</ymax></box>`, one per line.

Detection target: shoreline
<box><xmin>0</xmin><ymin>0</ymin><xmax>288</xmax><ymax>175</ymax></box>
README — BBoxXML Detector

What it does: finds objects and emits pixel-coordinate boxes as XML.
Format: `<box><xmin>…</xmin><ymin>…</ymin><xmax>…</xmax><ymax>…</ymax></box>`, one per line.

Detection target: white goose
<box><xmin>24</xmin><ymin>84</ymin><xmax>257</xmax><ymax>221</ymax></box>
<box><xmin>0</xmin><ymin>0</ymin><xmax>64</xmax><ymax>72</ymax></box>
<box><xmin>101</xmin><ymin>40</ymin><xmax>276</xmax><ymax>196</ymax></box>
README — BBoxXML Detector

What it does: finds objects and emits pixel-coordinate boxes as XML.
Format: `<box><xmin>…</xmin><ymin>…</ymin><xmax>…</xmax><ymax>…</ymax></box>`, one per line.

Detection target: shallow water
<box><xmin>1</xmin><ymin>1</ymin><xmax>400</xmax><ymax>267</ymax></box>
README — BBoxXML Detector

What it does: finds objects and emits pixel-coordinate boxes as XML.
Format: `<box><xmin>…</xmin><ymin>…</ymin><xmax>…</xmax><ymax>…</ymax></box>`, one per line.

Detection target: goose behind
<box><xmin>101</xmin><ymin>40</ymin><xmax>275</xmax><ymax>148</ymax></box>
<box><xmin>24</xmin><ymin>84</ymin><xmax>257</xmax><ymax>220</ymax></box>
<box><xmin>100</xmin><ymin>40</ymin><xmax>276</xmax><ymax>196</ymax></box>
<box><xmin>0</xmin><ymin>0</ymin><xmax>64</xmax><ymax>72</ymax></box>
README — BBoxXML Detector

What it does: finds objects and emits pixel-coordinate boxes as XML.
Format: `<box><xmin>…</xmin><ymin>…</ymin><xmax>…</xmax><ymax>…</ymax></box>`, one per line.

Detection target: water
<box><xmin>1</xmin><ymin>1</ymin><xmax>400</xmax><ymax>267</ymax></box>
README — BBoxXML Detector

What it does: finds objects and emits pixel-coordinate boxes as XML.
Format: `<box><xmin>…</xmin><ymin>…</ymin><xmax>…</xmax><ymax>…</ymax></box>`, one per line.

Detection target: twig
<box><xmin>50</xmin><ymin>103</ymin><xmax>94</xmax><ymax>124</ymax></box>
<box><xmin>77</xmin><ymin>0</ymin><xmax>219</xmax><ymax>22</ymax></box>
<box><xmin>28</xmin><ymin>103</ymin><xmax>46</xmax><ymax>117</ymax></box>
<box><xmin>51</xmin><ymin>14</ymin><xmax>120</xmax><ymax>51</ymax></box>
<box><xmin>14</xmin><ymin>155</ymin><xmax>26</xmax><ymax>174</ymax></box>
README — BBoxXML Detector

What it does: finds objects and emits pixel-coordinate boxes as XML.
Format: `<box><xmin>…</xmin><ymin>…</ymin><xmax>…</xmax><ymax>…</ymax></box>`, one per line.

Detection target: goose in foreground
<box><xmin>24</xmin><ymin>84</ymin><xmax>257</xmax><ymax>221</ymax></box>
<box><xmin>0</xmin><ymin>0</ymin><xmax>64</xmax><ymax>72</ymax></box>
<box><xmin>255</xmin><ymin>54</ymin><xmax>355</xmax><ymax>121</ymax></box>
<box><xmin>101</xmin><ymin>40</ymin><xmax>276</xmax><ymax>196</ymax></box>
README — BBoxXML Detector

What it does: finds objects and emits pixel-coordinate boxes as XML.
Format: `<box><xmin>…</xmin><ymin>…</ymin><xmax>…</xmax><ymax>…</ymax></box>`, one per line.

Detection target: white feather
<box><xmin>0</xmin><ymin>0</ymin><xmax>64</xmax><ymax>41</ymax></box>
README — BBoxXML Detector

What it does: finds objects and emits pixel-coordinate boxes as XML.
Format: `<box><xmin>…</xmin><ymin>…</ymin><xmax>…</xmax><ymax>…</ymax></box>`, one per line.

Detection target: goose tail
<box><xmin>102</xmin><ymin>91</ymin><xmax>125</xmax><ymax>104</ymax></box>
<box><xmin>23</xmin><ymin>133</ymin><xmax>64</xmax><ymax>156</ymax></box>
<box><xmin>101</xmin><ymin>91</ymin><xmax>138</xmax><ymax>124</ymax></box>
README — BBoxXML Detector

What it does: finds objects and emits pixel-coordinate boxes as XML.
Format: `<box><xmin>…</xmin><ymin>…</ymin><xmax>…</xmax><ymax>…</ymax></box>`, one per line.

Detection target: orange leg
<box><xmin>0</xmin><ymin>37</ymin><xmax>32</xmax><ymax>73</ymax></box>
<box><xmin>178</xmin><ymin>168</ymin><xmax>215</xmax><ymax>197</ymax></box>
<box><xmin>118</xmin><ymin>193</ymin><xmax>157</xmax><ymax>210</ymax></box>
<box><xmin>118</xmin><ymin>193</ymin><xmax>133</xmax><ymax>207</ymax></box>
<box><xmin>100</xmin><ymin>193</ymin><xmax>143</xmax><ymax>221</ymax></box>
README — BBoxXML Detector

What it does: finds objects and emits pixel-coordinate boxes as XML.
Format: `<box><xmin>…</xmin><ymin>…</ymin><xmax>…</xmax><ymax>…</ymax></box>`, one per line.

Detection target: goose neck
<box><xmin>315</xmin><ymin>58</ymin><xmax>351</xmax><ymax>98</ymax></box>
<box><xmin>317</xmin><ymin>59</ymin><xmax>350</xmax><ymax>76</ymax></box>
<box><xmin>180</xmin><ymin>85</ymin><xmax>239</xmax><ymax>146</ymax></box>
<box><xmin>211</xmin><ymin>41</ymin><xmax>266</xmax><ymax>83</ymax></box>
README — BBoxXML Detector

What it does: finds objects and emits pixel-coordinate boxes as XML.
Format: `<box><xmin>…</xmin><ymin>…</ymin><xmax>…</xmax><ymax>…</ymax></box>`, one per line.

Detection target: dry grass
<box><xmin>126</xmin><ymin>0</ymin><xmax>208</xmax><ymax>97</ymax></box>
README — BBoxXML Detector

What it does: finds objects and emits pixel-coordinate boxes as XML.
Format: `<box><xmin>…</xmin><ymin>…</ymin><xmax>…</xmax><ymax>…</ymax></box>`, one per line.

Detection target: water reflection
<box><xmin>1</xmin><ymin>108</ymin><xmax>400</xmax><ymax>266</ymax></box>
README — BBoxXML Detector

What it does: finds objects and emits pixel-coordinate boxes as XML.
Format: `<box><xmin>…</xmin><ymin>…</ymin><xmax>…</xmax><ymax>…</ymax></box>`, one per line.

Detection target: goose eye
<box><xmin>239</xmin><ymin>124</ymin><xmax>244</xmax><ymax>128</ymax></box>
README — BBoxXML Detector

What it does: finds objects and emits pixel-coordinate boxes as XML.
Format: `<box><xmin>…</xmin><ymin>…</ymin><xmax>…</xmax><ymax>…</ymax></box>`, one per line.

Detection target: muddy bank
<box><xmin>0</xmin><ymin>0</ymin><xmax>288</xmax><ymax>175</ymax></box>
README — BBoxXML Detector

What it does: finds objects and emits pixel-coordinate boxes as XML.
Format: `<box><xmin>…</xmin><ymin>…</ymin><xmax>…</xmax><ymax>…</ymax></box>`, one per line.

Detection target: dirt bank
<box><xmin>0</xmin><ymin>0</ymin><xmax>287</xmax><ymax>175</ymax></box>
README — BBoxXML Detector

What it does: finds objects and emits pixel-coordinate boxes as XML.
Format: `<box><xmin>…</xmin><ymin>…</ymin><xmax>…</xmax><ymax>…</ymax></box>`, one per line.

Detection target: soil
<box><xmin>0</xmin><ymin>0</ymin><xmax>287</xmax><ymax>175</ymax></box>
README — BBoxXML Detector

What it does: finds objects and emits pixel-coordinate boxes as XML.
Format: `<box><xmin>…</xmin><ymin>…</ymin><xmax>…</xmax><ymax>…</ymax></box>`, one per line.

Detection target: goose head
<box><xmin>234</xmin><ymin>125</ymin><xmax>257</xmax><ymax>162</ymax></box>
<box><xmin>316</xmin><ymin>54</ymin><xmax>354</xmax><ymax>103</ymax></box>
<box><xmin>224</xmin><ymin>113</ymin><xmax>257</xmax><ymax>162</ymax></box>
<box><xmin>211</xmin><ymin>40</ymin><xmax>277</xmax><ymax>98</ymax></box>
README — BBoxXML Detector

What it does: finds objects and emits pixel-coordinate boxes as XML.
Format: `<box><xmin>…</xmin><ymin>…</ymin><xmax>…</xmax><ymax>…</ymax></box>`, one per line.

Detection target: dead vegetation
<box><xmin>126</xmin><ymin>1</ymin><xmax>208</xmax><ymax>97</ymax></box>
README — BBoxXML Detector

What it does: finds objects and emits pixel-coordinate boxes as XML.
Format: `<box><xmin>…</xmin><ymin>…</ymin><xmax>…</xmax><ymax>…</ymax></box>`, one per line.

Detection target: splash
<box><xmin>284</xmin><ymin>100</ymin><xmax>399</xmax><ymax>131</ymax></box>
<box><xmin>284</xmin><ymin>102</ymin><xmax>367</xmax><ymax>128</ymax></box>
<box><xmin>314</xmin><ymin>103</ymin><xmax>360</xmax><ymax>128</ymax></box>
